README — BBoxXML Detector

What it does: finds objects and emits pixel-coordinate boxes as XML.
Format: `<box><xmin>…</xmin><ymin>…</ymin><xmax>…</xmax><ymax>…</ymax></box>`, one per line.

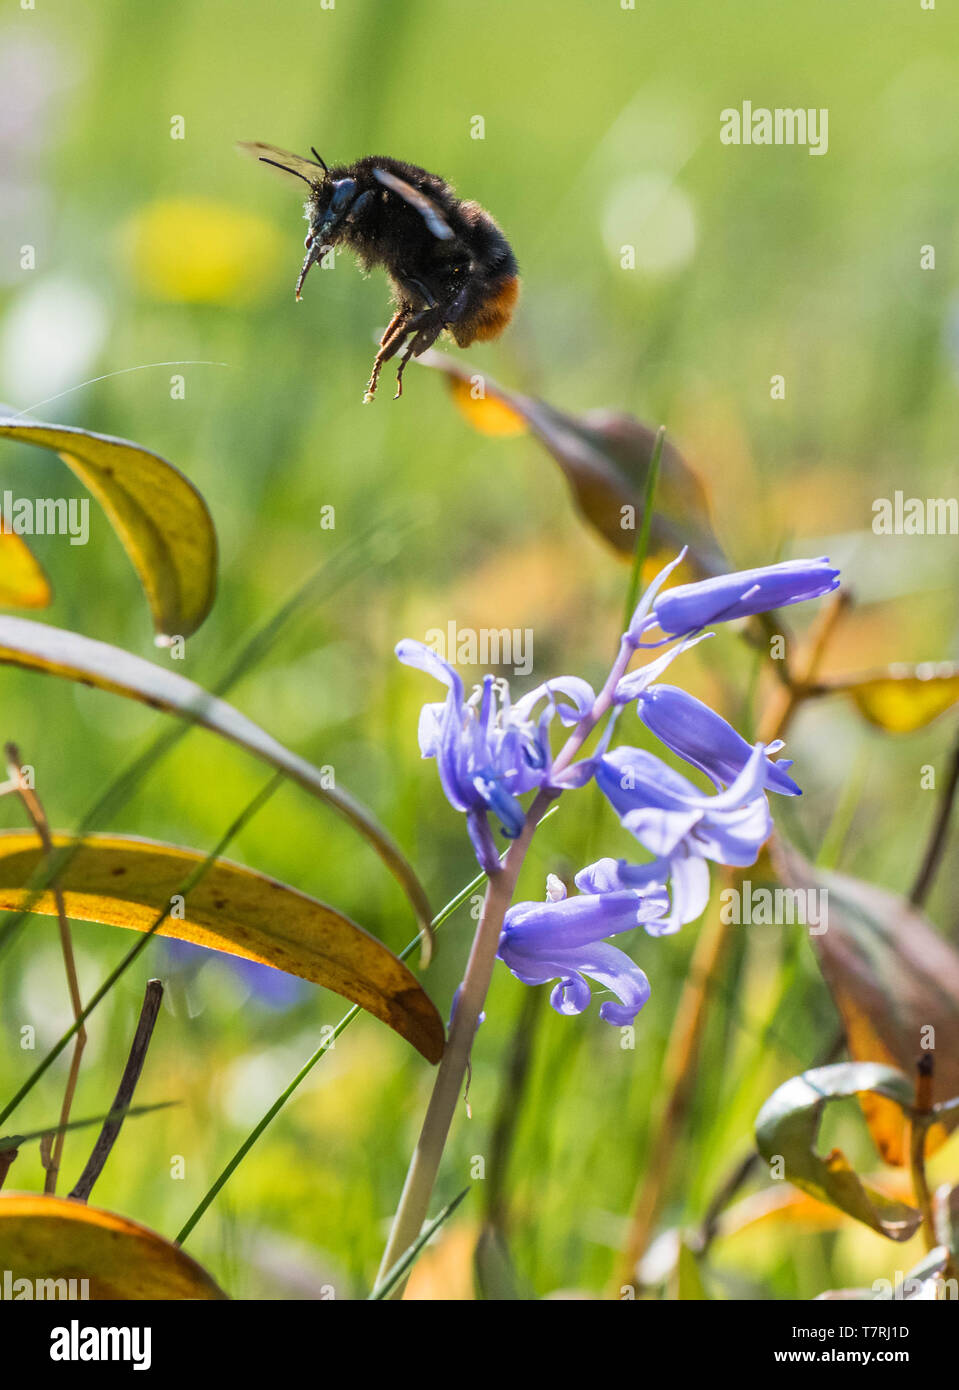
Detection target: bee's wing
<box><xmin>372</xmin><ymin>168</ymin><xmax>455</xmax><ymax>242</ymax></box>
<box><xmin>237</xmin><ymin>142</ymin><xmax>325</xmax><ymax>186</ymax></box>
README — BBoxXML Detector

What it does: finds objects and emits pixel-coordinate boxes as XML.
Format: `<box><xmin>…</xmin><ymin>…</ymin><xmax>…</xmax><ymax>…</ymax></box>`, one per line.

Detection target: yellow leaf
<box><xmin>0</xmin><ymin>831</ymin><xmax>444</xmax><ymax>1063</ymax></box>
<box><xmin>0</xmin><ymin>525</ymin><xmax>52</xmax><ymax>608</ymax></box>
<box><xmin>404</xmin><ymin>1220</ymin><xmax>477</xmax><ymax>1300</ymax></box>
<box><xmin>0</xmin><ymin>1193</ymin><xmax>227</xmax><ymax>1299</ymax></box>
<box><xmin>0</xmin><ymin>419</ymin><xmax>217</xmax><ymax>640</ymax></box>
<box><xmin>720</xmin><ymin>1173</ymin><xmax>917</xmax><ymax>1240</ymax></box>
<box><xmin>826</xmin><ymin>663</ymin><xmax>959</xmax><ymax>734</ymax></box>
<box><xmin>447</xmin><ymin>377</ymin><xmax>527</xmax><ymax>436</ymax></box>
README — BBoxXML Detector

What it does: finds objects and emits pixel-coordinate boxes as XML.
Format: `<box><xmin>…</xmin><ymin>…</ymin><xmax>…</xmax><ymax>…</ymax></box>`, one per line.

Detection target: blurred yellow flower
<box><xmin>121</xmin><ymin>197</ymin><xmax>283</xmax><ymax>304</ymax></box>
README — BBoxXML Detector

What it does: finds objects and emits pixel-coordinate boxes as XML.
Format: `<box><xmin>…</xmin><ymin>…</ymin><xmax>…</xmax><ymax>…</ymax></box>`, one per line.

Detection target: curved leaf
<box><xmin>774</xmin><ymin>840</ymin><xmax>959</xmax><ymax>1162</ymax></box>
<box><xmin>0</xmin><ymin>1193</ymin><xmax>226</xmax><ymax>1299</ymax></box>
<box><xmin>0</xmin><ymin>830</ymin><xmax>443</xmax><ymax>1063</ymax></box>
<box><xmin>0</xmin><ymin>616</ymin><xmax>434</xmax><ymax>950</ymax></box>
<box><xmin>421</xmin><ymin>350</ymin><xmax>724</xmax><ymax>577</ymax></box>
<box><xmin>755</xmin><ymin>1062</ymin><xmax>921</xmax><ymax>1241</ymax></box>
<box><xmin>0</xmin><ymin>418</ymin><xmax>217</xmax><ymax>640</ymax></box>
<box><xmin>0</xmin><ymin>525</ymin><xmax>52</xmax><ymax>608</ymax></box>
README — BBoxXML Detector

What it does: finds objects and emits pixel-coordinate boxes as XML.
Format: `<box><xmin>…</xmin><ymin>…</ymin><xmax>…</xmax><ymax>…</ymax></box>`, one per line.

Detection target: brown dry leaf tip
<box><xmin>419</xmin><ymin>349</ymin><xmax>724</xmax><ymax>576</ymax></box>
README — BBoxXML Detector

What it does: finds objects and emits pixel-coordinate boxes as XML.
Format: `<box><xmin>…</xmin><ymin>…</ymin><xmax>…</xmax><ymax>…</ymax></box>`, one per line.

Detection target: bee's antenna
<box><xmin>310</xmin><ymin>147</ymin><xmax>329</xmax><ymax>175</ymax></box>
<box><xmin>258</xmin><ymin>156</ymin><xmax>315</xmax><ymax>187</ymax></box>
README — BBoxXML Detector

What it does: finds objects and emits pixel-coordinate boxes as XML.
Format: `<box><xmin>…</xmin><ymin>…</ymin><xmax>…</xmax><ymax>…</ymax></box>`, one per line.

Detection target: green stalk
<box><xmin>367</xmin><ymin>1188</ymin><xmax>470</xmax><ymax>1299</ymax></box>
<box><xmin>621</xmin><ymin>425</ymin><xmax>666</xmax><ymax>634</ymax></box>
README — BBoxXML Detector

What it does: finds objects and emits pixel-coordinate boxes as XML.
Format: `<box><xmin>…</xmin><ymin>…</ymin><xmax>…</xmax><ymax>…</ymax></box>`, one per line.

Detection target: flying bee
<box><xmin>239</xmin><ymin>142</ymin><xmax>519</xmax><ymax>401</ymax></box>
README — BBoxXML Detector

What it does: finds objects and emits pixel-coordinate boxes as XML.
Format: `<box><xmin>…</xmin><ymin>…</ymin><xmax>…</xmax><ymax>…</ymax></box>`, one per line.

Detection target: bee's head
<box><xmin>297</xmin><ymin>177</ymin><xmax>360</xmax><ymax>299</ymax></box>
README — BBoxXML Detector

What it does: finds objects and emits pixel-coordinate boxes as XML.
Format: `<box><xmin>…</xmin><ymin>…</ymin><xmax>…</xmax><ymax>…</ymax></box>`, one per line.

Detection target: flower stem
<box><xmin>376</xmin><ymin>585</ymin><xmax>667</xmax><ymax>1294</ymax></box>
<box><xmin>375</xmin><ymin>791</ymin><xmax>552</xmax><ymax>1294</ymax></box>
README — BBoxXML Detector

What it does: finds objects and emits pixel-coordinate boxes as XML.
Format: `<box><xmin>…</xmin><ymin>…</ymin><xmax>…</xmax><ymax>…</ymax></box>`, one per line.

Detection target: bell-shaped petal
<box><xmin>498</xmin><ymin>882</ymin><xmax>661</xmax><ymax>1026</ymax></box>
<box><xmin>575</xmin><ymin>853</ymin><xmax>708</xmax><ymax>936</ymax></box>
<box><xmin>396</xmin><ymin>638</ymin><xmax>464</xmax><ymax>699</ymax></box>
<box><xmin>513</xmin><ymin>676</ymin><xmax>596</xmax><ymax>728</ymax></box>
<box><xmin>597</xmin><ymin>744</ymin><xmax>773</xmax><ymax>869</ymax></box>
<box><xmin>636</xmin><ymin>684</ymin><xmax>801</xmax><ymax>795</ymax></box>
<box><xmin>397</xmin><ymin>639</ymin><xmax>588</xmax><ymax>859</ymax></box>
<box><xmin>651</xmin><ymin>558</ymin><xmax>839</xmax><ymax>636</ymax></box>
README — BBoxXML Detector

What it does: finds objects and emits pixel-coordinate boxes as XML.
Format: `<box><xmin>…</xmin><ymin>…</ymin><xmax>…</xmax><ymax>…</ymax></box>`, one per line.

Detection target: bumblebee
<box><xmin>240</xmin><ymin>143</ymin><xmax>519</xmax><ymax>401</ymax></box>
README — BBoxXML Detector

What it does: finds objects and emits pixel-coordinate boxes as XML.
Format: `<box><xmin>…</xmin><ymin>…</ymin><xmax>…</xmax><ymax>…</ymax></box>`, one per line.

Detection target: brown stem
<box><xmin>375</xmin><ymin>793</ymin><xmax>554</xmax><ymax>1295</ymax></box>
<box><xmin>756</xmin><ymin>590</ymin><xmax>850</xmax><ymax>745</ymax></box>
<box><xmin>4</xmin><ymin>742</ymin><xmax>87</xmax><ymax>1194</ymax></box>
<box><xmin>909</xmin><ymin>728</ymin><xmax>959</xmax><ymax>910</ymax></box>
<box><xmin>910</xmin><ymin>1054</ymin><xmax>936</xmax><ymax>1253</ymax></box>
<box><xmin>0</xmin><ymin>1148</ymin><xmax>18</xmax><ymax>1189</ymax></box>
<box><xmin>69</xmin><ymin>979</ymin><xmax>164</xmax><ymax>1202</ymax></box>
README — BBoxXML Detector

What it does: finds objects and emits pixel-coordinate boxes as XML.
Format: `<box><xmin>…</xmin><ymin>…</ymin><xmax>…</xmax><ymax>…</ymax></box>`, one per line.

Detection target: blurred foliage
<box><xmin>1</xmin><ymin>0</ymin><xmax>958</xmax><ymax>1300</ymax></box>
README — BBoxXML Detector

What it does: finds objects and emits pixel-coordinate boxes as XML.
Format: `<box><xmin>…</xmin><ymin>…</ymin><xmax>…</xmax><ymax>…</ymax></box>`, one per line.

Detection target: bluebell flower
<box><xmin>400</xmin><ymin>551</ymin><xmax>840</xmax><ymax>1029</ymax></box>
<box><xmin>593</xmin><ymin>743</ymin><xmax>773</xmax><ymax>933</ymax></box>
<box><xmin>634</xmin><ymin>683</ymin><xmax>800</xmax><ymax>796</ymax></box>
<box><xmin>396</xmin><ymin>639</ymin><xmax>595</xmax><ymax>872</ymax></box>
<box><xmin>597</xmin><ymin>743</ymin><xmax>773</xmax><ymax>866</ymax></box>
<box><xmin>497</xmin><ymin>873</ymin><xmax>666</xmax><ymax>1024</ymax></box>
<box><xmin>634</xmin><ymin>557</ymin><xmax>839</xmax><ymax>640</ymax></box>
<box><xmin>576</xmin><ymin>851</ymin><xmax>709</xmax><ymax>938</ymax></box>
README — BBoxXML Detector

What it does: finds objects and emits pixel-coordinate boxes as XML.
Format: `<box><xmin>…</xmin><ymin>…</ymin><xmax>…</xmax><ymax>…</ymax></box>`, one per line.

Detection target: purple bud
<box><xmin>637</xmin><ymin>684</ymin><xmax>801</xmax><ymax>795</ymax></box>
<box><xmin>652</xmin><ymin>558</ymin><xmax>839</xmax><ymax>636</ymax></box>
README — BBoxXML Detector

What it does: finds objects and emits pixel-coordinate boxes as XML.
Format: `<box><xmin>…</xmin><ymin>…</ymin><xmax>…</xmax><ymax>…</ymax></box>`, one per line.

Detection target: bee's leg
<box><xmin>364</xmin><ymin>309</ymin><xmax>413</xmax><ymax>402</ymax></box>
<box><xmin>391</xmin><ymin>286</ymin><xmax>470</xmax><ymax>397</ymax></box>
<box><xmin>393</xmin><ymin>318</ymin><xmax>445</xmax><ymax>399</ymax></box>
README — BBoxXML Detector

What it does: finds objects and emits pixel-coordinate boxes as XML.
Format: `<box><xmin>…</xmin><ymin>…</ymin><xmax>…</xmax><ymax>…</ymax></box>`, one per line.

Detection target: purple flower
<box><xmin>593</xmin><ymin>743</ymin><xmax>773</xmax><ymax>933</ymax></box>
<box><xmin>576</xmin><ymin>852</ymin><xmax>710</xmax><ymax>938</ymax></box>
<box><xmin>497</xmin><ymin>874</ymin><xmax>665</xmax><ymax>1024</ymax></box>
<box><xmin>597</xmin><ymin>744</ymin><xmax>773</xmax><ymax>867</ymax></box>
<box><xmin>640</xmin><ymin>557</ymin><xmax>839</xmax><ymax>639</ymax></box>
<box><xmin>634</xmin><ymin>684</ymin><xmax>800</xmax><ymax>796</ymax></box>
<box><xmin>396</xmin><ymin>640</ymin><xmax>594</xmax><ymax>872</ymax></box>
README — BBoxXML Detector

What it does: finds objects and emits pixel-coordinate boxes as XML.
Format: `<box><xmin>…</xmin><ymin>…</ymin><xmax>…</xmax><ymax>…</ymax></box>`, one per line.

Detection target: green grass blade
<box><xmin>367</xmin><ymin>1188</ymin><xmax>470</xmax><ymax>1300</ymax></box>
<box><xmin>622</xmin><ymin>424</ymin><xmax>666</xmax><ymax>634</ymax></box>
